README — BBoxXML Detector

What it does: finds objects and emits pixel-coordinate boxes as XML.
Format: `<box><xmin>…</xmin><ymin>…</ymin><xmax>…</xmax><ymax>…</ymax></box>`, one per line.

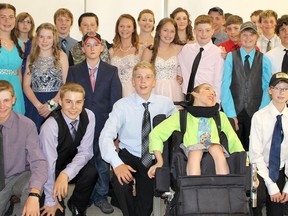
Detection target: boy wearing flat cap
<box><xmin>222</xmin><ymin>21</ymin><xmax>272</xmax><ymax>151</ymax></box>
<box><xmin>67</xmin><ymin>32</ymin><xmax>122</xmax><ymax>214</ymax></box>
<box><xmin>249</xmin><ymin>72</ymin><xmax>288</xmax><ymax>216</ymax></box>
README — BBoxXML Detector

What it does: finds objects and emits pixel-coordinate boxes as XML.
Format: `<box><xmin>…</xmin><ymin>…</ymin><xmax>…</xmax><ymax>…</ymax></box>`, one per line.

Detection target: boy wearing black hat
<box><xmin>67</xmin><ymin>32</ymin><xmax>122</xmax><ymax>214</ymax></box>
<box><xmin>249</xmin><ymin>72</ymin><xmax>288</xmax><ymax>216</ymax></box>
<box><xmin>222</xmin><ymin>21</ymin><xmax>272</xmax><ymax>151</ymax></box>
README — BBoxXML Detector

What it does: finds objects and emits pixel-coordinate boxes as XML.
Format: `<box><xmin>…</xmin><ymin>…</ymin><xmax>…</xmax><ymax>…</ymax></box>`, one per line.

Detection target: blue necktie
<box><xmin>269</xmin><ymin>114</ymin><xmax>284</xmax><ymax>182</ymax></box>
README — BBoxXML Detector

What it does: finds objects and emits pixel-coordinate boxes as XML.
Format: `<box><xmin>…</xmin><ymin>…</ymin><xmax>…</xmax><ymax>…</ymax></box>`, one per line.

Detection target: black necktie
<box><xmin>266</xmin><ymin>40</ymin><xmax>271</xmax><ymax>52</ymax></box>
<box><xmin>244</xmin><ymin>55</ymin><xmax>250</xmax><ymax>77</ymax></box>
<box><xmin>269</xmin><ymin>114</ymin><xmax>284</xmax><ymax>182</ymax></box>
<box><xmin>0</xmin><ymin>125</ymin><xmax>5</xmax><ymax>191</ymax></box>
<box><xmin>61</xmin><ymin>39</ymin><xmax>67</xmax><ymax>53</ymax></box>
<box><xmin>141</xmin><ymin>103</ymin><xmax>152</xmax><ymax>167</ymax></box>
<box><xmin>212</xmin><ymin>37</ymin><xmax>216</xmax><ymax>44</ymax></box>
<box><xmin>187</xmin><ymin>47</ymin><xmax>204</xmax><ymax>100</ymax></box>
<box><xmin>70</xmin><ymin>120</ymin><xmax>78</xmax><ymax>141</ymax></box>
<box><xmin>282</xmin><ymin>49</ymin><xmax>288</xmax><ymax>73</ymax></box>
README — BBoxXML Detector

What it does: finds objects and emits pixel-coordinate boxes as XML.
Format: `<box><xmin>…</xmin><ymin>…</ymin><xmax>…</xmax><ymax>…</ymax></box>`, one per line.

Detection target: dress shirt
<box><xmin>265</xmin><ymin>44</ymin><xmax>288</xmax><ymax>74</ymax></box>
<box><xmin>2</xmin><ymin>111</ymin><xmax>47</xmax><ymax>191</ymax></box>
<box><xmin>87</xmin><ymin>60</ymin><xmax>100</xmax><ymax>80</ymax></box>
<box><xmin>212</xmin><ymin>29</ymin><xmax>229</xmax><ymax>45</ymax></box>
<box><xmin>177</xmin><ymin>41</ymin><xmax>224</xmax><ymax>102</ymax></box>
<box><xmin>218</xmin><ymin>39</ymin><xmax>241</xmax><ymax>53</ymax></box>
<box><xmin>249</xmin><ymin>102</ymin><xmax>288</xmax><ymax>195</ymax></box>
<box><xmin>59</xmin><ymin>35</ymin><xmax>77</xmax><ymax>56</ymax></box>
<box><xmin>149</xmin><ymin>111</ymin><xmax>244</xmax><ymax>154</ymax></box>
<box><xmin>257</xmin><ymin>34</ymin><xmax>281</xmax><ymax>54</ymax></box>
<box><xmin>39</xmin><ymin>108</ymin><xmax>95</xmax><ymax>206</ymax></box>
<box><xmin>99</xmin><ymin>93</ymin><xmax>177</xmax><ymax>169</ymax></box>
<box><xmin>221</xmin><ymin>47</ymin><xmax>272</xmax><ymax>117</ymax></box>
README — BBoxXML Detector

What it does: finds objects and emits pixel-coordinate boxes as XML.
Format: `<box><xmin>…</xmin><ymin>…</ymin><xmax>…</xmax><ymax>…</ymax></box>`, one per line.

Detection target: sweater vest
<box><xmin>230</xmin><ymin>50</ymin><xmax>263</xmax><ymax>117</ymax></box>
<box><xmin>50</xmin><ymin>108</ymin><xmax>89</xmax><ymax>177</ymax></box>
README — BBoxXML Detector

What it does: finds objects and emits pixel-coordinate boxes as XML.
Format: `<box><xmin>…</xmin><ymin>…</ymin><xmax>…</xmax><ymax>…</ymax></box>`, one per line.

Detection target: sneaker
<box><xmin>95</xmin><ymin>200</ymin><xmax>114</xmax><ymax>214</ymax></box>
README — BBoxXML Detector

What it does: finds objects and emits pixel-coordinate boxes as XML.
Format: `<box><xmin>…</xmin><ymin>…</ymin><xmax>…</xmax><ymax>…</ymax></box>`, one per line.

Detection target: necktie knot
<box><xmin>199</xmin><ymin>47</ymin><xmax>204</xmax><ymax>53</ymax></box>
<box><xmin>142</xmin><ymin>102</ymin><xmax>150</xmax><ymax>110</ymax></box>
<box><xmin>245</xmin><ymin>55</ymin><xmax>250</xmax><ymax>60</ymax></box>
<box><xmin>61</xmin><ymin>39</ymin><xmax>67</xmax><ymax>53</ymax></box>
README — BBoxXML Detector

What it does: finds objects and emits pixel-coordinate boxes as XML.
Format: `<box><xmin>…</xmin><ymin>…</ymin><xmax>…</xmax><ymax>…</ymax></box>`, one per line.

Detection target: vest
<box><xmin>51</xmin><ymin>108</ymin><xmax>89</xmax><ymax>177</ymax></box>
<box><xmin>230</xmin><ymin>50</ymin><xmax>263</xmax><ymax>117</ymax></box>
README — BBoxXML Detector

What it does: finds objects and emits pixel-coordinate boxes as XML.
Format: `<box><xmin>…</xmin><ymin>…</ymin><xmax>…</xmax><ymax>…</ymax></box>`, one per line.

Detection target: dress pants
<box><xmin>237</xmin><ymin>109</ymin><xmax>252</xmax><ymax>151</ymax></box>
<box><xmin>252</xmin><ymin>169</ymin><xmax>285</xmax><ymax>216</ymax></box>
<box><xmin>0</xmin><ymin>171</ymin><xmax>30</xmax><ymax>216</ymax></box>
<box><xmin>113</xmin><ymin>149</ymin><xmax>154</xmax><ymax>216</ymax></box>
<box><xmin>41</xmin><ymin>161</ymin><xmax>98</xmax><ymax>215</ymax></box>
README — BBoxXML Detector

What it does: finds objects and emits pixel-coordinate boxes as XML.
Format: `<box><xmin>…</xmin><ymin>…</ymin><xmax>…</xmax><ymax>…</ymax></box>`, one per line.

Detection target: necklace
<box><xmin>119</xmin><ymin>44</ymin><xmax>132</xmax><ymax>52</ymax></box>
<box><xmin>0</xmin><ymin>39</ymin><xmax>10</xmax><ymax>48</ymax></box>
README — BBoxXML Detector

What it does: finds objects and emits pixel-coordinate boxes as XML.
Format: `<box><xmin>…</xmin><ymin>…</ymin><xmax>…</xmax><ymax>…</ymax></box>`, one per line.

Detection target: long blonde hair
<box><xmin>28</xmin><ymin>23</ymin><xmax>61</xmax><ymax>71</ymax></box>
<box><xmin>113</xmin><ymin>14</ymin><xmax>139</xmax><ymax>54</ymax></box>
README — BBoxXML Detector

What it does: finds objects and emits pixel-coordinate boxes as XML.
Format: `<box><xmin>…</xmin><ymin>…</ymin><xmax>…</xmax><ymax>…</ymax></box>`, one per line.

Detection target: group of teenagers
<box><xmin>1</xmin><ymin>2</ymin><xmax>288</xmax><ymax>216</ymax></box>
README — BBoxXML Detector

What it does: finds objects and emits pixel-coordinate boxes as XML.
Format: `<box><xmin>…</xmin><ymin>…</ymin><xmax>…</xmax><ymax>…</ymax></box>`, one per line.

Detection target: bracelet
<box><xmin>28</xmin><ymin>192</ymin><xmax>41</xmax><ymax>199</ymax></box>
<box><xmin>46</xmin><ymin>99</ymin><xmax>58</xmax><ymax>111</ymax></box>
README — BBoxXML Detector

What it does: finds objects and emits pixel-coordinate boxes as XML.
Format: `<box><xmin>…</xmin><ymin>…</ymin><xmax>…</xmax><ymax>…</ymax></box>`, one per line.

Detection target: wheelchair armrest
<box><xmin>154</xmin><ymin>167</ymin><xmax>171</xmax><ymax>197</ymax></box>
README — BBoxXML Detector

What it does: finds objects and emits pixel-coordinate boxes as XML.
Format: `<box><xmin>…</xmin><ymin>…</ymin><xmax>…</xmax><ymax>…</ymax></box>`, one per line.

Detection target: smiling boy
<box><xmin>99</xmin><ymin>61</ymin><xmax>177</xmax><ymax>216</ymax></box>
<box><xmin>178</xmin><ymin>15</ymin><xmax>224</xmax><ymax>103</ymax></box>
<box><xmin>39</xmin><ymin>83</ymin><xmax>97</xmax><ymax>216</ymax></box>
<box><xmin>221</xmin><ymin>21</ymin><xmax>272</xmax><ymax>151</ymax></box>
<box><xmin>249</xmin><ymin>72</ymin><xmax>288</xmax><ymax>216</ymax></box>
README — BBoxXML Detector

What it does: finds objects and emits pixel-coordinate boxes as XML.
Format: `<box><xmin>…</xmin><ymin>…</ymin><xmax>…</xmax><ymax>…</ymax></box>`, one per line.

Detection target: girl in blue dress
<box><xmin>0</xmin><ymin>3</ymin><xmax>25</xmax><ymax>114</ymax></box>
<box><xmin>23</xmin><ymin>23</ymin><xmax>68</xmax><ymax>130</ymax></box>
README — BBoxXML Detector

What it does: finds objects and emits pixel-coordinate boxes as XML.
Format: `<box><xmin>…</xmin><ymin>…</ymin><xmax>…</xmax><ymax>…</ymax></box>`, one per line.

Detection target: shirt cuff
<box><xmin>266</xmin><ymin>181</ymin><xmax>280</xmax><ymax>195</ymax></box>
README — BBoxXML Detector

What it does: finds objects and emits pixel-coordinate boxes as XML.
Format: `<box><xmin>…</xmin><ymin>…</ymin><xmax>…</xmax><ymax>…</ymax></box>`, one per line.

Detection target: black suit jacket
<box><xmin>67</xmin><ymin>60</ymin><xmax>122</xmax><ymax>140</ymax></box>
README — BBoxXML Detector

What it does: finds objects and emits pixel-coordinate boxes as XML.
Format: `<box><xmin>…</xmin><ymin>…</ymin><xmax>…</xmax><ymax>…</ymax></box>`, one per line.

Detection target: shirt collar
<box><xmin>1</xmin><ymin>111</ymin><xmax>16</xmax><ymax>129</ymax></box>
<box><xmin>61</xmin><ymin>110</ymin><xmax>80</xmax><ymax>126</ymax></box>
<box><xmin>269</xmin><ymin>101</ymin><xmax>288</xmax><ymax>118</ymax></box>
<box><xmin>134</xmin><ymin>92</ymin><xmax>156</xmax><ymax>106</ymax></box>
<box><xmin>87</xmin><ymin>60</ymin><xmax>100</xmax><ymax>71</ymax></box>
<box><xmin>195</xmin><ymin>40</ymin><xmax>213</xmax><ymax>52</ymax></box>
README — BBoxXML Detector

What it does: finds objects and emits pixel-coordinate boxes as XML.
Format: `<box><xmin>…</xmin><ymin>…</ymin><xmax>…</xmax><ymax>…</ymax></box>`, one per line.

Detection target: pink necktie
<box><xmin>90</xmin><ymin>68</ymin><xmax>96</xmax><ymax>91</ymax></box>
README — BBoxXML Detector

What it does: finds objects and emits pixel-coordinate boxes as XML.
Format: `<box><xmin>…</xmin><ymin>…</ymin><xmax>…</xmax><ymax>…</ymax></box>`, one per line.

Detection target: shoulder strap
<box><xmin>179</xmin><ymin>109</ymin><xmax>187</xmax><ymax>134</ymax></box>
<box><xmin>213</xmin><ymin>111</ymin><xmax>222</xmax><ymax>137</ymax></box>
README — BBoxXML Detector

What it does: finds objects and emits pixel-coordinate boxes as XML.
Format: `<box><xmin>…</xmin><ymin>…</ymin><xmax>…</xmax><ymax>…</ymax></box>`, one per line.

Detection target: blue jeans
<box><xmin>90</xmin><ymin>140</ymin><xmax>110</xmax><ymax>203</ymax></box>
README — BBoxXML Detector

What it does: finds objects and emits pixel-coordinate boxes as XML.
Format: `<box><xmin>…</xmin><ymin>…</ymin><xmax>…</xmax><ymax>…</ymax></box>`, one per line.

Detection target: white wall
<box><xmin>8</xmin><ymin>0</ymin><xmax>288</xmax><ymax>43</ymax></box>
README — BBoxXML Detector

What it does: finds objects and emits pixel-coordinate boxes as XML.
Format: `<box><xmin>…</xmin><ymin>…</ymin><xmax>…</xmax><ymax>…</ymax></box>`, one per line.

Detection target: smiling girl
<box><xmin>23</xmin><ymin>23</ymin><xmax>68</xmax><ymax>130</ymax></box>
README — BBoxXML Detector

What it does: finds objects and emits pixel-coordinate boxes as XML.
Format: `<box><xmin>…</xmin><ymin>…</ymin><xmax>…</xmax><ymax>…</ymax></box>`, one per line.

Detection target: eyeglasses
<box><xmin>271</xmin><ymin>86</ymin><xmax>288</xmax><ymax>93</ymax></box>
<box><xmin>19</xmin><ymin>20</ymin><xmax>32</xmax><ymax>25</ymax></box>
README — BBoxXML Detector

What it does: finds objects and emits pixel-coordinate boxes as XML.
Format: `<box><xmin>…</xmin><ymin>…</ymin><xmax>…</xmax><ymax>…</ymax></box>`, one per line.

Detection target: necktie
<box><xmin>244</xmin><ymin>55</ymin><xmax>250</xmax><ymax>77</ymax></box>
<box><xmin>90</xmin><ymin>68</ymin><xmax>96</xmax><ymax>91</ymax></box>
<box><xmin>269</xmin><ymin>115</ymin><xmax>284</xmax><ymax>182</ymax></box>
<box><xmin>187</xmin><ymin>47</ymin><xmax>204</xmax><ymax>100</ymax></box>
<box><xmin>61</xmin><ymin>39</ymin><xmax>67</xmax><ymax>53</ymax></box>
<box><xmin>266</xmin><ymin>40</ymin><xmax>271</xmax><ymax>52</ymax></box>
<box><xmin>198</xmin><ymin>118</ymin><xmax>211</xmax><ymax>146</ymax></box>
<box><xmin>0</xmin><ymin>125</ymin><xmax>5</xmax><ymax>191</ymax></box>
<box><xmin>70</xmin><ymin>120</ymin><xmax>78</xmax><ymax>141</ymax></box>
<box><xmin>141</xmin><ymin>102</ymin><xmax>152</xmax><ymax>167</ymax></box>
<box><xmin>212</xmin><ymin>37</ymin><xmax>216</xmax><ymax>44</ymax></box>
<box><xmin>282</xmin><ymin>49</ymin><xmax>288</xmax><ymax>73</ymax></box>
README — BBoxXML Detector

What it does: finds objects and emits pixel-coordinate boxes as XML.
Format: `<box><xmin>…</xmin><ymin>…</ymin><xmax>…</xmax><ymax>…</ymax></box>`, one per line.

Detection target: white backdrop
<box><xmin>7</xmin><ymin>0</ymin><xmax>288</xmax><ymax>43</ymax></box>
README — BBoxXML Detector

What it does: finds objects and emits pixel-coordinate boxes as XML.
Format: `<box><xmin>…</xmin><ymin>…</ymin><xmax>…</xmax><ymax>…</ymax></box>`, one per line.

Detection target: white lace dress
<box><xmin>154</xmin><ymin>56</ymin><xmax>184</xmax><ymax>102</ymax></box>
<box><xmin>110</xmin><ymin>54</ymin><xmax>140</xmax><ymax>97</ymax></box>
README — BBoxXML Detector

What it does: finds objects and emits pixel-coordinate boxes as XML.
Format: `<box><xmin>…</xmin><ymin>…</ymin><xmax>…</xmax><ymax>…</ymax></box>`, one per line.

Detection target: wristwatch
<box><xmin>28</xmin><ymin>192</ymin><xmax>41</xmax><ymax>199</ymax></box>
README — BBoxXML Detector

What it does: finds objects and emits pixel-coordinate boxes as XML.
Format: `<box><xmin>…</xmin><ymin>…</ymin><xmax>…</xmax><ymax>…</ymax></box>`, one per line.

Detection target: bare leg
<box><xmin>209</xmin><ymin>144</ymin><xmax>229</xmax><ymax>175</ymax></box>
<box><xmin>186</xmin><ymin>150</ymin><xmax>203</xmax><ymax>175</ymax></box>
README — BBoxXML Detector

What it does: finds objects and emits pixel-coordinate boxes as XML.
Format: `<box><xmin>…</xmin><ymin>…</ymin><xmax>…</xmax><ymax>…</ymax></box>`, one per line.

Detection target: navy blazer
<box><xmin>67</xmin><ymin>60</ymin><xmax>122</xmax><ymax>140</ymax></box>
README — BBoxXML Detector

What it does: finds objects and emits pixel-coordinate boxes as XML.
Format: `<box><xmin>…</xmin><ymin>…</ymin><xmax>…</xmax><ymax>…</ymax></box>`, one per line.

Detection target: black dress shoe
<box><xmin>67</xmin><ymin>199</ymin><xmax>87</xmax><ymax>216</ymax></box>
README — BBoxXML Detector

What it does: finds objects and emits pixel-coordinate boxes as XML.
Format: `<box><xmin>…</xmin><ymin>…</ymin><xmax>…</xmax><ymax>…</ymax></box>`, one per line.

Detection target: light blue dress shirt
<box><xmin>99</xmin><ymin>93</ymin><xmax>177</xmax><ymax>169</ymax></box>
<box><xmin>221</xmin><ymin>47</ymin><xmax>272</xmax><ymax>117</ymax></box>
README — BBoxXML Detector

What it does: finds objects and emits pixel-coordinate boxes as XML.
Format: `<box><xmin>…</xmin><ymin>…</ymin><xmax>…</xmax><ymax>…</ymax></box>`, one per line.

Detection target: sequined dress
<box><xmin>25</xmin><ymin>56</ymin><xmax>63</xmax><ymax>130</ymax></box>
<box><xmin>154</xmin><ymin>56</ymin><xmax>183</xmax><ymax>102</ymax></box>
<box><xmin>110</xmin><ymin>54</ymin><xmax>140</xmax><ymax>97</ymax></box>
<box><xmin>0</xmin><ymin>42</ymin><xmax>25</xmax><ymax>114</ymax></box>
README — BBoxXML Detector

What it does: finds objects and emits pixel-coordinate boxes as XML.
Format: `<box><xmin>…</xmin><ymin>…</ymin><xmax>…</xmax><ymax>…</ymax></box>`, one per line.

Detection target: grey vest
<box><xmin>230</xmin><ymin>50</ymin><xmax>263</xmax><ymax>117</ymax></box>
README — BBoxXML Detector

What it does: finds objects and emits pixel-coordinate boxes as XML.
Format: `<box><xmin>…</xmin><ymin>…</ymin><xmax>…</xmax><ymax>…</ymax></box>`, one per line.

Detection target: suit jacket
<box><xmin>67</xmin><ymin>60</ymin><xmax>122</xmax><ymax>140</ymax></box>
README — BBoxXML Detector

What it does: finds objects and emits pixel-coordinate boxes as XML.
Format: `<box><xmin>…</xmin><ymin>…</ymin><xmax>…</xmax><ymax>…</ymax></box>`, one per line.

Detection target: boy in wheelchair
<box><xmin>148</xmin><ymin>83</ymin><xmax>245</xmax><ymax>178</ymax></box>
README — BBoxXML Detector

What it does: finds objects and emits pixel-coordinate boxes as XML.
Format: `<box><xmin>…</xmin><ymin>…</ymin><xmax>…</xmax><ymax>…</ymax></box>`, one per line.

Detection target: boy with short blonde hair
<box><xmin>257</xmin><ymin>10</ymin><xmax>281</xmax><ymax>53</ymax></box>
